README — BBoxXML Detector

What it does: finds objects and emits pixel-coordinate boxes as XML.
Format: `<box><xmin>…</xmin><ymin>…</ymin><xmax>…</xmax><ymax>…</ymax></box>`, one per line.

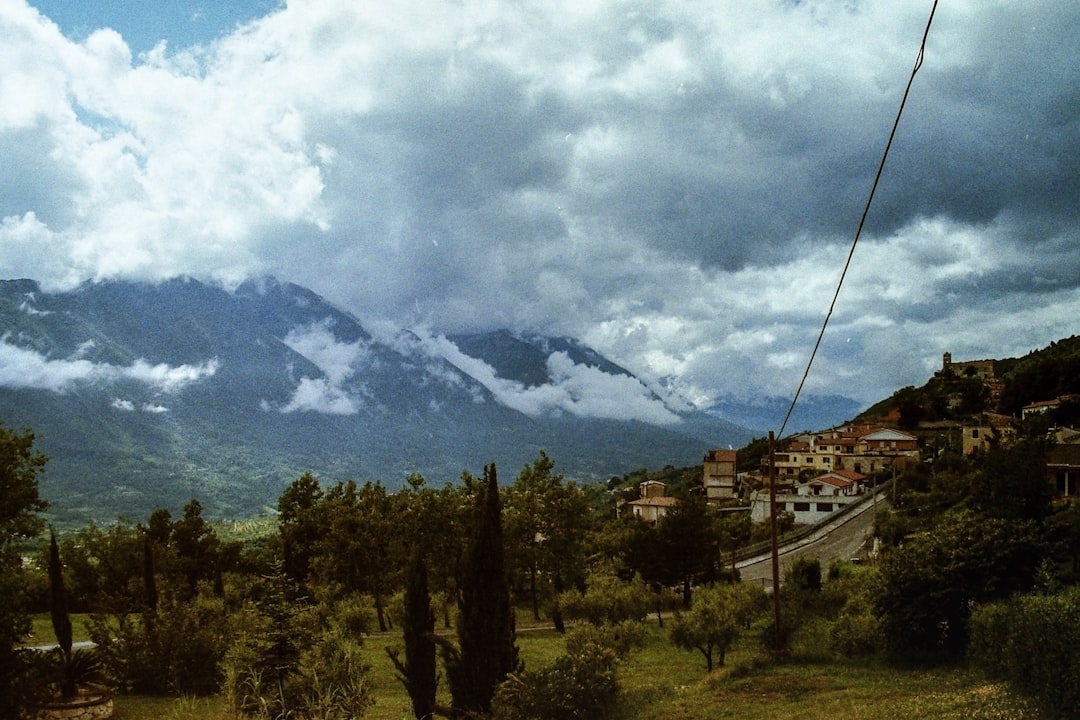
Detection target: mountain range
<box><xmin>0</xmin><ymin>277</ymin><xmax>860</xmax><ymax>525</ymax></box>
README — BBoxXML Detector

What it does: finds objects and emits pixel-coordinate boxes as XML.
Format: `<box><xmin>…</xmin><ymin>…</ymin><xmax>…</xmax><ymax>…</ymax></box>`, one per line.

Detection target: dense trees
<box><xmin>504</xmin><ymin>451</ymin><xmax>590</xmax><ymax>629</ymax></box>
<box><xmin>11</xmin><ymin>413</ymin><xmax>1080</xmax><ymax>719</ymax></box>
<box><xmin>0</xmin><ymin>424</ymin><xmax>48</xmax><ymax>718</ymax></box>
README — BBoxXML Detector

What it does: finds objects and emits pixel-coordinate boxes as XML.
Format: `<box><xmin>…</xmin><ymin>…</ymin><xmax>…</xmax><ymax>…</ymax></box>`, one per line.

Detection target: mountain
<box><xmin>0</xmin><ymin>277</ymin><xmax>753</xmax><ymax>525</ymax></box>
<box><xmin>704</xmin><ymin>394</ymin><xmax>866</xmax><ymax>438</ymax></box>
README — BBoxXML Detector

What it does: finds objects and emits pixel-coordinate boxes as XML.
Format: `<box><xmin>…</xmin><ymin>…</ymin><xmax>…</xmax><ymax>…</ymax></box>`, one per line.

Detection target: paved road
<box><xmin>737</xmin><ymin>495</ymin><xmax>886</xmax><ymax>590</ymax></box>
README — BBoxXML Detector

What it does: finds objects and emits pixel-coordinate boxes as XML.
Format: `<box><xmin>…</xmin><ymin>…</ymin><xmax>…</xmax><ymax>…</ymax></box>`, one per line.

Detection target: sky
<box><xmin>1</xmin><ymin>0</ymin><xmax>1078</xmax><ymax>417</ymax></box>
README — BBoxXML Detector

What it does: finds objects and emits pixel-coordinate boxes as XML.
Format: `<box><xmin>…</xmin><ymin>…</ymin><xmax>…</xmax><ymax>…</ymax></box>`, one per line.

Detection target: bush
<box><xmin>492</xmin><ymin>641</ymin><xmax>619</xmax><ymax>720</ymax></box>
<box><xmin>829</xmin><ymin>597</ymin><xmax>883</xmax><ymax>658</ymax></box>
<box><xmin>89</xmin><ymin>591</ymin><xmax>229</xmax><ymax>695</ymax></box>
<box><xmin>557</xmin><ymin>572</ymin><xmax>652</xmax><ymax>627</ymax></box>
<box><xmin>969</xmin><ymin>588</ymin><xmax>1080</xmax><ymax>719</ymax></box>
<box><xmin>565</xmin><ymin>620</ymin><xmax>648</xmax><ymax>660</ymax></box>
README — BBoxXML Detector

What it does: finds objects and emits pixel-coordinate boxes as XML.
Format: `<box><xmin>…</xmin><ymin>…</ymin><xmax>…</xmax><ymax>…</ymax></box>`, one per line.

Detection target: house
<box><xmin>702</xmin><ymin>449</ymin><xmax>738</xmax><ymax>500</ymax></box>
<box><xmin>750</xmin><ymin>469</ymin><xmax>866</xmax><ymax>524</ymax></box>
<box><xmin>962</xmin><ymin>425</ymin><xmax>993</xmax><ymax>455</ymax></box>
<box><xmin>762</xmin><ymin>425</ymin><xmax>920</xmax><ymax>478</ymax></box>
<box><xmin>798</xmin><ymin>469</ymin><xmax>865</xmax><ymax>497</ymax></box>
<box><xmin>623</xmin><ymin>480</ymin><xmax>678</xmax><ymax>523</ymax></box>
<box><xmin>1022</xmin><ymin>395</ymin><xmax>1080</xmax><ymax>419</ymax></box>
<box><xmin>1048</xmin><ymin>437</ymin><xmax>1080</xmax><ymax>498</ymax></box>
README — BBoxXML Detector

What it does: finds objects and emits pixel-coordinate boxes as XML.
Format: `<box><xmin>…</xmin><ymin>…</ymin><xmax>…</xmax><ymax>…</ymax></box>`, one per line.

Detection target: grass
<box><xmin>25</xmin><ymin>613</ymin><xmax>93</xmax><ymax>646</ymax></box>
<box><xmin>105</xmin><ymin>620</ymin><xmax>1038</xmax><ymax>720</ymax></box>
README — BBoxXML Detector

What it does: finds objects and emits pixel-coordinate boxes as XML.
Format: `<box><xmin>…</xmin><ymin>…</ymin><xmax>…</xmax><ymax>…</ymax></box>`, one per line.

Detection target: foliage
<box><xmin>968</xmin><ymin>587</ymin><xmax>1080</xmax><ymax>720</ymax></box>
<box><xmin>385</xmin><ymin>552</ymin><xmax>437</xmax><ymax>720</ymax></box>
<box><xmin>997</xmin><ymin>335</ymin><xmax>1080</xmax><ymax>416</ymax></box>
<box><xmin>222</xmin><ymin>560</ymin><xmax>374</xmax><ymax>720</ymax></box>
<box><xmin>876</xmin><ymin>509</ymin><xmax>1043</xmax><ymax>662</ymax></box>
<box><xmin>557</xmin><ymin>570</ymin><xmax>653</xmax><ymax>627</ymax></box>
<box><xmin>89</xmin><ymin>589</ymin><xmax>230</xmax><ymax>695</ymax></box>
<box><xmin>442</xmin><ymin>464</ymin><xmax>519</xmax><ymax>718</ymax></box>
<box><xmin>564</xmin><ymin>620</ymin><xmax>648</xmax><ymax>661</ymax></box>
<box><xmin>492</xmin><ymin>637</ymin><xmax>621</xmax><ymax>720</ymax></box>
<box><xmin>504</xmin><ymin>451</ymin><xmax>591</xmax><ymax>629</ymax></box>
<box><xmin>669</xmin><ymin>583</ymin><xmax>768</xmax><ymax>672</ymax></box>
<box><xmin>0</xmin><ymin>423</ymin><xmax>48</xmax><ymax>717</ymax></box>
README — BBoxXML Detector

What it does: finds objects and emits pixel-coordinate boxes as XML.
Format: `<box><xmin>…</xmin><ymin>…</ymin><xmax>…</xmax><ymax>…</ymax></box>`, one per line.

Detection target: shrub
<box><xmin>89</xmin><ymin>591</ymin><xmax>229</xmax><ymax>695</ymax></box>
<box><xmin>829</xmin><ymin>597</ymin><xmax>883</xmax><ymax>658</ymax></box>
<box><xmin>492</xmin><ymin>641</ymin><xmax>619</xmax><ymax>720</ymax></box>
<box><xmin>969</xmin><ymin>588</ymin><xmax>1080</xmax><ymax>719</ymax></box>
<box><xmin>557</xmin><ymin>572</ymin><xmax>652</xmax><ymax>627</ymax></box>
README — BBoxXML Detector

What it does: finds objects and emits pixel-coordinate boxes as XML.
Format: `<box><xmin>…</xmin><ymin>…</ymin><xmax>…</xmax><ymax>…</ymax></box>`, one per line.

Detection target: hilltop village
<box><xmin>624</xmin><ymin>351</ymin><xmax>1080</xmax><ymax>526</ymax></box>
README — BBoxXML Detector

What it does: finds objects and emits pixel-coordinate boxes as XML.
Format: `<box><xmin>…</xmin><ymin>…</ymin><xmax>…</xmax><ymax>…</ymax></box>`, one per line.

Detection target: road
<box><xmin>736</xmin><ymin>494</ymin><xmax>886</xmax><ymax>590</ymax></box>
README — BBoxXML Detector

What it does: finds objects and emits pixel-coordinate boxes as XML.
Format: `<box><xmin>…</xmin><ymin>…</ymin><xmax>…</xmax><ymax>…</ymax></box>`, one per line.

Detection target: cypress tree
<box><xmin>444</xmin><ymin>464</ymin><xmax>519</xmax><ymax>717</ymax></box>
<box><xmin>387</xmin><ymin>551</ymin><xmax>437</xmax><ymax>719</ymax></box>
<box><xmin>48</xmin><ymin>528</ymin><xmax>74</xmax><ymax>697</ymax></box>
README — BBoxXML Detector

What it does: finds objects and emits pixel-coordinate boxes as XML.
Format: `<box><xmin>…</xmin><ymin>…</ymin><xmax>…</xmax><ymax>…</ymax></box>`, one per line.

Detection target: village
<box><xmin>624</xmin><ymin>352</ymin><xmax>1080</xmax><ymax>527</ymax></box>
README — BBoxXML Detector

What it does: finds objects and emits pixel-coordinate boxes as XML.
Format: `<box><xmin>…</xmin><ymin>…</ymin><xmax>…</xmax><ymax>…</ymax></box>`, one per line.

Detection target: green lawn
<box><xmin>107</xmin><ymin>622</ymin><xmax>1038</xmax><ymax>720</ymax></box>
<box><xmin>25</xmin><ymin>613</ymin><xmax>93</xmax><ymax>646</ymax></box>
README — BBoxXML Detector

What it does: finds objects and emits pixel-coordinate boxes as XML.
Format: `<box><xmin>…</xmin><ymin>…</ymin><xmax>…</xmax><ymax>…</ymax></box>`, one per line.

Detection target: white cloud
<box><xmin>276</xmin><ymin>376</ymin><xmax>361</xmax><ymax>415</ymax></box>
<box><xmin>416</xmin><ymin>331</ymin><xmax>681</xmax><ymax>424</ymax></box>
<box><xmin>282</xmin><ymin>320</ymin><xmax>370</xmax><ymax>385</ymax></box>
<box><xmin>0</xmin><ymin>337</ymin><xmax>218</xmax><ymax>392</ymax></box>
<box><xmin>3</xmin><ymin>0</ymin><xmax>1079</xmax><ymax>408</ymax></box>
<box><xmin>270</xmin><ymin>320</ymin><xmax>370</xmax><ymax>414</ymax></box>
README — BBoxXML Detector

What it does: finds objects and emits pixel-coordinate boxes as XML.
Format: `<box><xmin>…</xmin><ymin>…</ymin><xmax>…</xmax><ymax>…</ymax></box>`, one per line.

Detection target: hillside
<box><xmin>858</xmin><ymin>336</ymin><xmax>1080</xmax><ymax>429</ymax></box>
<box><xmin>0</xmin><ymin>277</ymin><xmax>755</xmax><ymax>525</ymax></box>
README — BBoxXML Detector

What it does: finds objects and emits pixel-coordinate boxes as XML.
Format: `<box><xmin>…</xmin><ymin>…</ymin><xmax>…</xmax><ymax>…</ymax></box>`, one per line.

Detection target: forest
<box><xmin>2</xmin><ymin>418</ymin><xmax>1079</xmax><ymax>720</ymax></box>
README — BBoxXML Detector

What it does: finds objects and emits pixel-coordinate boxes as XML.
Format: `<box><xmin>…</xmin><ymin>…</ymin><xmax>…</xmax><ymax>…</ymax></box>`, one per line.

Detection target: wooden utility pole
<box><xmin>768</xmin><ymin>431</ymin><xmax>783</xmax><ymax>654</ymax></box>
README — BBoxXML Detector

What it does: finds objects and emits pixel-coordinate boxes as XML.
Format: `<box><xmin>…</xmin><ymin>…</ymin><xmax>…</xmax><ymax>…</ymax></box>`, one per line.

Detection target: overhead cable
<box><xmin>775</xmin><ymin>0</ymin><xmax>940</xmax><ymax>439</ymax></box>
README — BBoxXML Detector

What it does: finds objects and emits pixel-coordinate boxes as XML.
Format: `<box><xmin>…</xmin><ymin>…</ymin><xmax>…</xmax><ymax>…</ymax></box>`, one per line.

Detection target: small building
<box><xmin>1048</xmin><ymin>441</ymin><xmax>1080</xmax><ymax>498</ymax></box>
<box><xmin>750</xmin><ymin>470</ymin><xmax>866</xmax><ymax>525</ymax></box>
<box><xmin>624</xmin><ymin>480</ymin><xmax>678</xmax><ymax>523</ymax></box>
<box><xmin>702</xmin><ymin>449</ymin><xmax>738</xmax><ymax>501</ymax></box>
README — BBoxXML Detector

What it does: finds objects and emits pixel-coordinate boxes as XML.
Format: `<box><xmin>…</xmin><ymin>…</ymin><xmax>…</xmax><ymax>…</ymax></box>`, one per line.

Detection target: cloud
<box><xmin>274</xmin><ymin>376</ymin><xmax>362</xmax><ymax>415</ymax></box>
<box><xmin>0</xmin><ymin>336</ymin><xmax>218</xmax><ymax>392</ymax></box>
<box><xmin>2</xmin><ymin>0</ymin><xmax>1079</xmax><ymax>408</ymax></box>
<box><xmin>418</xmin><ymin>331</ymin><xmax>681</xmax><ymax>424</ymax></box>
<box><xmin>268</xmin><ymin>320</ymin><xmax>371</xmax><ymax>414</ymax></box>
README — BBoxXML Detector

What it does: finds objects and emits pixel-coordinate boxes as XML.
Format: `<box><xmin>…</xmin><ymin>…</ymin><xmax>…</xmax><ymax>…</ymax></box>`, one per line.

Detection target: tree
<box><xmin>652</xmin><ymin>495</ymin><xmax>721</xmax><ymax>607</ymax></box>
<box><xmin>312</xmin><ymin>480</ymin><xmax>405</xmax><ymax>632</ymax></box>
<box><xmin>278</xmin><ymin>473</ymin><xmax>324</xmax><ymax>588</ymax></box>
<box><xmin>877</xmin><ymin>509</ymin><xmax>1044</xmax><ymax>661</ymax></box>
<box><xmin>504</xmin><ymin>452</ymin><xmax>591</xmax><ymax>629</ymax></box>
<box><xmin>386</xmin><ymin>552</ymin><xmax>437</xmax><ymax>720</ymax></box>
<box><xmin>443</xmin><ymin>464</ymin><xmax>519</xmax><ymax>718</ymax></box>
<box><xmin>669</xmin><ymin>583</ymin><xmax>767</xmax><ymax>671</ymax></box>
<box><xmin>171</xmin><ymin>499</ymin><xmax>222</xmax><ymax>599</ymax></box>
<box><xmin>0</xmin><ymin>424</ymin><xmax>48</xmax><ymax>717</ymax></box>
<box><xmin>48</xmin><ymin>529</ymin><xmax>75</xmax><ymax>697</ymax></box>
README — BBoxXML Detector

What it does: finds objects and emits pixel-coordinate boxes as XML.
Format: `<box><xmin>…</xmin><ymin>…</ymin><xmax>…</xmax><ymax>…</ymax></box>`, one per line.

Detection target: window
<box><xmin>817</xmin><ymin>503</ymin><xmax>833</xmax><ymax>512</ymax></box>
<box><xmin>971</xmin><ymin>428</ymin><xmax>980</xmax><ymax>439</ymax></box>
<box><xmin>793</xmin><ymin>502</ymin><xmax>810</xmax><ymax>512</ymax></box>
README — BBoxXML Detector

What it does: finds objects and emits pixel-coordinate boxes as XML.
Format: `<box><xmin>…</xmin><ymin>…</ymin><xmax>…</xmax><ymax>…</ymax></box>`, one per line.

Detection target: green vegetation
<box><xmin>6</xmin><ymin>408</ymin><xmax>1080</xmax><ymax>719</ymax></box>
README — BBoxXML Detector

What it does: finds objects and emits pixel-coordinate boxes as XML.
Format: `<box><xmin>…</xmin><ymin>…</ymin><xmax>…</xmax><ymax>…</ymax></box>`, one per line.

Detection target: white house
<box><xmin>750</xmin><ymin>469</ymin><xmax>866</xmax><ymax>525</ymax></box>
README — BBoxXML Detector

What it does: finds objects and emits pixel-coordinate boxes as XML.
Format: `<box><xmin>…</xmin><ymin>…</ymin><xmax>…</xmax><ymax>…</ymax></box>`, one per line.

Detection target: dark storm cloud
<box><xmin>3</xmin><ymin>0</ymin><xmax>1080</xmax><ymax>408</ymax></box>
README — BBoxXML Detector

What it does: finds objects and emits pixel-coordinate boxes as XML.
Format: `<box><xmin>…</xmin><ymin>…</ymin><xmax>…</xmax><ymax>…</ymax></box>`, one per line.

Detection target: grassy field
<box><xmin>102</xmin><ymin>621</ymin><xmax>1039</xmax><ymax>720</ymax></box>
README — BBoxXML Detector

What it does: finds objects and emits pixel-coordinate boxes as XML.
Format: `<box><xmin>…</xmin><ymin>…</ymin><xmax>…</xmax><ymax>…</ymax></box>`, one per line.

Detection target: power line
<box><xmin>775</xmin><ymin>0</ymin><xmax>940</xmax><ymax>440</ymax></box>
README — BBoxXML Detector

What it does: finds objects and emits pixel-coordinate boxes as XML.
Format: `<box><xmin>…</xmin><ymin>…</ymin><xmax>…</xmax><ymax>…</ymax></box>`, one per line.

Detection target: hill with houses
<box><xmin>618</xmin><ymin>337</ymin><xmax>1080</xmax><ymax>526</ymax></box>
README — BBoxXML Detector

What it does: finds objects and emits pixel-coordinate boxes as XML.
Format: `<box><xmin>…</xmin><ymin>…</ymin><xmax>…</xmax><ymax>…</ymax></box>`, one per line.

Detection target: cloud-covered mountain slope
<box><xmin>0</xmin><ymin>277</ymin><xmax>752</xmax><ymax>524</ymax></box>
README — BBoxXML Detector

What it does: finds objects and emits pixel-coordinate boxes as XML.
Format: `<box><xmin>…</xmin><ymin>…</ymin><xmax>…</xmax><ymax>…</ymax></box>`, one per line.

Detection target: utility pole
<box><xmin>768</xmin><ymin>431</ymin><xmax>783</xmax><ymax>655</ymax></box>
